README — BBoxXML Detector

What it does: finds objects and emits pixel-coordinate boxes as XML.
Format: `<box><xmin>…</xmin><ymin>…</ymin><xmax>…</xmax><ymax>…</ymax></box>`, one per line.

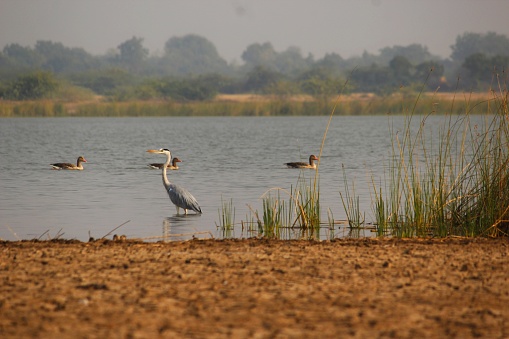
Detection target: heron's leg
<box><xmin>184</xmin><ymin>209</ymin><xmax>188</xmax><ymax>215</ymax></box>
<box><xmin>175</xmin><ymin>206</ymin><xmax>180</xmax><ymax>214</ymax></box>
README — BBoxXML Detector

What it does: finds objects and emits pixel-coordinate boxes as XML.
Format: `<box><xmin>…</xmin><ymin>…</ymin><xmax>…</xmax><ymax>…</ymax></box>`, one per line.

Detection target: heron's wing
<box><xmin>167</xmin><ymin>184</ymin><xmax>202</xmax><ymax>213</ymax></box>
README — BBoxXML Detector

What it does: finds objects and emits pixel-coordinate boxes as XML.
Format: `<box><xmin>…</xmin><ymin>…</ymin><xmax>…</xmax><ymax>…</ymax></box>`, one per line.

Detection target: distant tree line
<box><xmin>0</xmin><ymin>32</ymin><xmax>508</xmax><ymax>101</ymax></box>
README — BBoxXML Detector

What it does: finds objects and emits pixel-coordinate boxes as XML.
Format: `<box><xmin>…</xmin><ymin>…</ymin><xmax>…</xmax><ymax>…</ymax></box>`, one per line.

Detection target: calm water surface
<box><xmin>0</xmin><ymin>115</ymin><xmax>479</xmax><ymax>241</ymax></box>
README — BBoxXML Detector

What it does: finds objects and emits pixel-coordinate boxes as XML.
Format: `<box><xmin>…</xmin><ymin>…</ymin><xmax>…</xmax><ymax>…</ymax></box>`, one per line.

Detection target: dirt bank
<box><xmin>1</xmin><ymin>238</ymin><xmax>508</xmax><ymax>338</ymax></box>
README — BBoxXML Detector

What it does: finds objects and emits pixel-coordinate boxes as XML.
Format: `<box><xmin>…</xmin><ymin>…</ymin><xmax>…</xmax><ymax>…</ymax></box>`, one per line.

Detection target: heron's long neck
<box><xmin>162</xmin><ymin>154</ymin><xmax>172</xmax><ymax>187</ymax></box>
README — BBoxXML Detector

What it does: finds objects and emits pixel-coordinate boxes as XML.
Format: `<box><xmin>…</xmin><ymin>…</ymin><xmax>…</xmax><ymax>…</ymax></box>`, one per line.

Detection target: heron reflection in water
<box><xmin>162</xmin><ymin>217</ymin><xmax>185</xmax><ymax>241</ymax></box>
<box><xmin>162</xmin><ymin>215</ymin><xmax>205</xmax><ymax>241</ymax></box>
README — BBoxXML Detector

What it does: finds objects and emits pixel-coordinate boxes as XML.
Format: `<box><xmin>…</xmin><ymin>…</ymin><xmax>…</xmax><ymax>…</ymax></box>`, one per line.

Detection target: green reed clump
<box><xmin>326</xmin><ymin>208</ymin><xmax>336</xmax><ymax>239</ymax></box>
<box><xmin>292</xmin><ymin>180</ymin><xmax>321</xmax><ymax>239</ymax></box>
<box><xmin>260</xmin><ymin>192</ymin><xmax>287</xmax><ymax>238</ymax></box>
<box><xmin>340</xmin><ymin>165</ymin><xmax>365</xmax><ymax>229</ymax></box>
<box><xmin>299</xmin><ymin>182</ymin><xmax>321</xmax><ymax>228</ymax></box>
<box><xmin>372</xmin><ymin>185</ymin><xmax>387</xmax><ymax>236</ymax></box>
<box><xmin>216</xmin><ymin>197</ymin><xmax>235</xmax><ymax>238</ymax></box>
<box><xmin>243</xmin><ymin>178</ymin><xmax>322</xmax><ymax>240</ymax></box>
<box><xmin>454</xmin><ymin>95</ymin><xmax>509</xmax><ymax>236</ymax></box>
<box><xmin>366</xmin><ymin>76</ymin><xmax>509</xmax><ymax>237</ymax></box>
<box><xmin>336</xmin><ymin>72</ymin><xmax>509</xmax><ymax>238</ymax></box>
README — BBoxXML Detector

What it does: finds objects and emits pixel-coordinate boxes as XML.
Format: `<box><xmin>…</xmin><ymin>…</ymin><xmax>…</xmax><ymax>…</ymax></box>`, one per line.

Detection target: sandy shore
<box><xmin>1</xmin><ymin>237</ymin><xmax>508</xmax><ymax>338</ymax></box>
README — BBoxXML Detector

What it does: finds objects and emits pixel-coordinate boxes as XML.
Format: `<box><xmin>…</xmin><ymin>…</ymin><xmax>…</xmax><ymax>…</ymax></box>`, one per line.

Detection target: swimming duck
<box><xmin>51</xmin><ymin>156</ymin><xmax>87</xmax><ymax>170</ymax></box>
<box><xmin>148</xmin><ymin>157</ymin><xmax>182</xmax><ymax>170</ymax></box>
<box><xmin>285</xmin><ymin>154</ymin><xmax>319</xmax><ymax>169</ymax></box>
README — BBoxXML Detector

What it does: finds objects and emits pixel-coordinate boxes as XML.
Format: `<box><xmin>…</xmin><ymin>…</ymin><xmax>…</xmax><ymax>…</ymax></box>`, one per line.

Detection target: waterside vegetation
<box><xmin>369</xmin><ymin>85</ymin><xmax>509</xmax><ymax>238</ymax></box>
<box><xmin>0</xmin><ymin>91</ymin><xmax>495</xmax><ymax>117</ymax></box>
<box><xmin>217</xmin><ymin>75</ymin><xmax>509</xmax><ymax>239</ymax></box>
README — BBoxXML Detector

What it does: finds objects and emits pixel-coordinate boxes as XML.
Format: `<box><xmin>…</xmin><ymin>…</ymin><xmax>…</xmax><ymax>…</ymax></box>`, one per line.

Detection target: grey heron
<box><xmin>51</xmin><ymin>156</ymin><xmax>87</xmax><ymax>170</ymax></box>
<box><xmin>148</xmin><ymin>157</ymin><xmax>182</xmax><ymax>170</ymax></box>
<box><xmin>285</xmin><ymin>155</ymin><xmax>319</xmax><ymax>169</ymax></box>
<box><xmin>147</xmin><ymin>148</ymin><xmax>202</xmax><ymax>215</ymax></box>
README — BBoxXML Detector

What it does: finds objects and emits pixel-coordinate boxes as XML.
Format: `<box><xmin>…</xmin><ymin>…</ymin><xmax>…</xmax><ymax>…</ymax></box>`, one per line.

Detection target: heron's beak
<box><xmin>147</xmin><ymin>149</ymin><xmax>159</xmax><ymax>154</ymax></box>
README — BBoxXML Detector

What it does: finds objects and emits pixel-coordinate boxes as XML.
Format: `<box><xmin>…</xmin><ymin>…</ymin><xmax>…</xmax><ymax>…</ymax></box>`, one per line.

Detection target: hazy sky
<box><xmin>1</xmin><ymin>0</ymin><xmax>508</xmax><ymax>62</ymax></box>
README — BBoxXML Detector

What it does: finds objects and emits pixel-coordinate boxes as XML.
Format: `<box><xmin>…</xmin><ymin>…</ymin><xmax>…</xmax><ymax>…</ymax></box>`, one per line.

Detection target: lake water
<box><xmin>0</xmin><ymin>115</ymin><xmax>482</xmax><ymax>241</ymax></box>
